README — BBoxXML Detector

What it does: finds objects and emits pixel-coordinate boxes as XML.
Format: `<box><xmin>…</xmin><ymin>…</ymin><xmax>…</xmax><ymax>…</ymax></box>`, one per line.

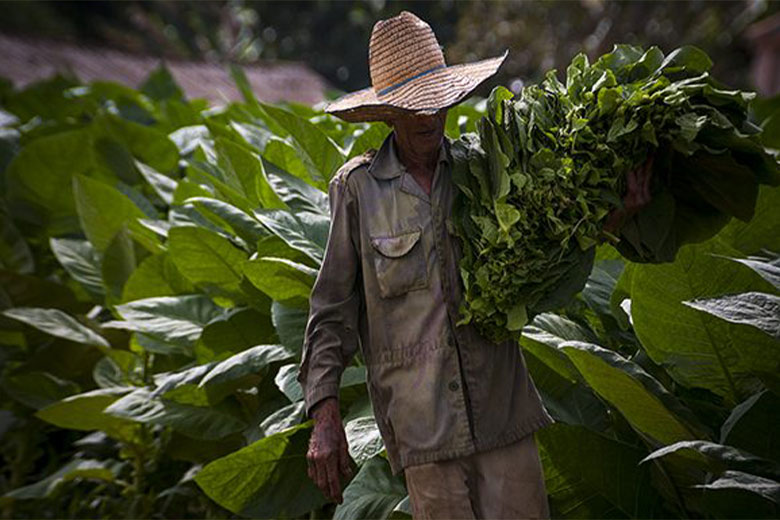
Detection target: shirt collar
<box><xmin>368</xmin><ymin>130</ymin><xmax>451</xmax><ymax>180</ymax></box>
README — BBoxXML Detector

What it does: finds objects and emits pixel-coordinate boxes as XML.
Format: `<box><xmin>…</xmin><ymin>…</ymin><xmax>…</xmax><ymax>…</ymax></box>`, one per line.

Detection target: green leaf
<box><xmin>141</xmin><ymin>65</ymin><xmax>184</xmax><ymax>102</ymax></box>
<box><xmin>136</xmin><ymin>160</ymin><xmax>177</xmax><ymax>205</ymax></box>
<box><xmin>167</xmin><ymin>226</ymin><xmax>248</xmax><ymax>300</ymax></box>
<box><xmin>537</xmin><ymin>423</ymin><xmax>665</xmax><ymax>518</ymax></box>
<box><xmin>73</xmin><ymin>174</ymin><xmax>160</xmax><ymax>253</ymax></box>
<box><xmin>640</xmin><ymin>440</ymin><xmax>780</xmax><ymax>481</ymax></box>
<box><xmin>2</xmin><ymin>307</ymin><xmax>109</xmax><ymax>348</ymax></box>
<box><xmin>243</xmin><ymin>257</ymin><xmax>316</xmax><ymax>309</ymax></box>
<box><xmin>274</xmin><ymin>364</ymin><xmax>303</xmax><ymax>403</ymax></box>
<box><xmin>561</xmin><ymin>341</ymin><xmax>704</xmax><ymax>444</ymax></box>
<box><xmin>197</xmin><ymin>307</ymin><xmax>276</xmax><ymax>362</ymax></box>
<box><xmin>92</xmin><ymin>113</ymin><xmax>179</xmax><ymax>173</ymax></box>
<box><xmin>716</xmin><ymin>251</ymin><xmax>780</xmax><ymax>291</ymax></box>
<box><xmin>194</xmin><ymin>422</ymin><xmax>325</xmax><ymax>518</ymax></box>
<box><xmin>720</xmin><ymin>390</ymin><xmax>780</xmax><ymax>462</ymax></box>
<box><xmin>695</xmin><ymin>471</ymin><xmax>779</xmax><ymax>515</ymax></box>
<box><xmin>104</xmin><ymin>386</ymin><xmax>246</xmax><ymax>440</ymax></box>
<box><xmin>683</xmin><ymin>292</ymin><xmax>780</xmax><ymax>340</ymax></box>
<box><xmin>184</xmin><ymin>196</ymin><xmax>268</xmax><ymax>246</ymax></box>
<box><xmin>333</xmin><ymin>456</ymin><xmax>406</xmax><ymax>520</ymax></box>
<box><xmin>101</xmin><ymin>226</ymin><xmax>137</xmax><ymax>304</ymax></box>
<box><xmin>35</xmin><ymin>387</ymin><xmax>141</xmax><ymax>443</ymax></box>
<box><xmin>344</xmin><ymin>416</ymin><xmax>385</xmax><ymax>466</ymax></box>
<box><xmin>5</xmin><ymin>128</ymin><xmax>100</xmax><ymax>235</ymax></box>
<box><xmin>253</xmin><ymin>209</ymin><xmax>327</xmax><ymax>265</ymax></box>
<box><xmin>260</xmin><ymin>103</ymin><xmax>346</xmax><ymax>187</ymax></box>
<box><xmin>0</xmin><ymin>212</ymin><xmax>33</xmax><ymax>274</ymax></box>
<box><xmin>121</xmin><ymin>251</ymin><xmax>194</xmax><ymax>303</ymax></box>
<box><xmin>627</xmin><ymin>239</ymin><xmax>780</xmax><ymax>405</ymax></box>
<box><xmin>104</xmin><ymin>294</ymin><xmax>224</xmax><ymax>347</ymax></box>
<box><xmin>1</xmin><ymin>371</ymin><xmax>80</xmax><ymax>410</ymax></box>
<box><xmin>214</xmin><ymin>137</ymin><xmax>287</xmax><ymax>210</ymax></box>
<box><xmin>198</xmin><ymin>344</ymin><xmax>294</xmax><ymax>387</ymax></box>
<box><xmin>272</xmin><ymin>302</ymin><xmax>308</xmax><ymax>355</ymax></box>
<box><xmin>3</xmin><ymin>459</ymin><xmax>118</xmax><ymax>500</ymax></box>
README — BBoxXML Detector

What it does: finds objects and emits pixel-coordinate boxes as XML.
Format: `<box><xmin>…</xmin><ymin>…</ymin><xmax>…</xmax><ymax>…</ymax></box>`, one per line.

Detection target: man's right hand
<box><xmin>306</xmin><ymin>397</ymin><xmax>353</xmax><ymax>504</ymax></box>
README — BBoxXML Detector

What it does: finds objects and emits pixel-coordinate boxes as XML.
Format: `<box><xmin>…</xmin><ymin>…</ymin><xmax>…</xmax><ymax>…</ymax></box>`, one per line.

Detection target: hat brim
<box><xmin>324</xmin><ymin>50</ymin><xmax>509</xmax><ymax>123</ymax></box>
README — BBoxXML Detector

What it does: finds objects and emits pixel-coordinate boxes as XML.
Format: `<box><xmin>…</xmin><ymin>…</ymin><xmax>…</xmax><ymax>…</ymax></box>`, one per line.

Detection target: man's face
<box><xmin>388</xmin><ymin>109</ymin><xmax>448</xmax><ymax>157</ymax></box>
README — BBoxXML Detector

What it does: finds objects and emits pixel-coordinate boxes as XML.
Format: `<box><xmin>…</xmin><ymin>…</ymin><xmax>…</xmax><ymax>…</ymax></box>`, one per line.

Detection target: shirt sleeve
<box><xmin>297</xmin><ymin>171</ymin><xmax>362</xmax><ymax>417</ymax></box>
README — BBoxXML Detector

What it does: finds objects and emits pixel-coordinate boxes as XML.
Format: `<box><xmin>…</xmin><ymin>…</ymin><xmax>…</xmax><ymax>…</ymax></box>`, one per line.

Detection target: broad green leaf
<box><xmin>93</xmin><ymin>350</ymin><xmax>145</xmax><ymax>389</ymax></box>
<box><xmin>194</xmin><ymin>422</ymin><xmax>325</xmax><ymax>518</ymax></box>
<box><xmin>520</xmin><ymin>326</ymin><xmax>611</xmax><ymax>430</ymax></box>
<box><xmin>121</xmin><ymin>251</ymin><xmax>194</xmax><ymax>303</ymax></box>
<box><xmin>1</xmin><ymin>371</ymin><xmax>80</xmax><ymax>410</ymax></box>
<box><xmin>214</xmin><ymin>136</ymin><xmax>287</xmax><ymax>209</ymax></box>
<box><xmin>50</xmin><ymin>238</ymin><xmax>104</xmax><ymax>299</ymax></box>
<box><xmin>167</xmin><ymin>226</ymin><xmax>248</xmax><ymax>299</ymax></box>
<box><xmin>684</xmin><ymin>292</ymin><xmax>780</xmax><ymax>340</ymax></box>
<box><xmin>265</xmin><ymin>162</ymin><xmax>330</xmax><ymax>216</ymax></box>
<box><xmin>104</xmin><ymin>386</ymin><xmax>246</xmax><ymax>440</ymax></box>
<box><xmin>260</xmin><ymin>103</ymin><xmax>346</xmax><ymax>186</ymax></box>
<box><xmin>717</xmin><ymin>185</ymin><xmax>780</xmax><ymax>255</ymax></box>
<box><xmin>136</xmin><ymin>160</ymin><xmax>177</xmax><ymax>205</ymax></box>
<box><xmin>141</xmin><ymin>65</ymin><xmax>184</xmax><ymax>102</ymax></box>
<box><xmin>35</xmin><ymin>387</ymin><xmax>141</xmax><ymax>443</ymax></box>
<box><xmin>5</xmin><ymin>128</ymin><xmax>101</xmax><ymax>234</ymax></box>
<box><xmin>3</xmin><ymin>459</ymin><xmax>118</xmax><ymax>500</ymax></box>
<box><xmin>627</xmin><ymin>238</ymin><xmax>780</xmax><ymax>405</ymax></box>
<box><xmin>197</xmin><ymin>307</ymin><xmax>276</xmax><ymax>362</ymax></box>
<box><xmin>0</xmin><ymin>213</ymin><xmax>33</xmax><ymax>274</ymax></box>
<box><xmin>260</xmin><ymin>402</ymin><xmax>305</xmax><ymax>437</ymax></box>
<box><xmin>73</xmin><ymin>174</ymin><xmax>160</xmax><ymax>253</ymax></box>
<box><xmin>694</xmin><ymin>470</ymin><xmax>780</xmax><ymax>511</ymax></box>
<box><xmin>92</xmin><ymin>113</ymin><xmax>179</xmax><ymax>173</ymax></box>
<box><xmin>346</xmin><ymin>123</ymin><xmax>390</xmax><ymax>158</ymax></box>
<box><xmin>253</xmin><ymin>209</ymin><xmax>327</xmax><ymax>264</ymax></box>
<box><xmin>104</xmin><ymin>294</ymin><xmax>224</xmax><ymax>347</ymax></box>
<box><xmin>561</xmin><ymin>341</ymin><xmax>702</xmax><ymax>444</ymax></box>
<box><xmin>274</xmin><ymin>363</ymin><xmax>303</xmax><ymax>403</ymax></box>
<box><xmin>2</xmin><ymin>307</ymin><xmax>109</xmax><ymax>348</ymax></box>
<box><xmin>344</xmin><ymin>416</ymin><xmax>384</xmax><ymax>466</ymax></box>
<box><xmin>537</xmin><ymin>423</ymin><xmax>665</xmax><ymax>518</ymax></box>
<box><xmin>640</xmin><ymin>440</ymin><xmax>780</xmax><ymax>481</ymax></box>
<box><xmin>243</xmin><ymin>257</ymin><xmax>316</xmax><ymax>309</ymax></box>
<box><xmin>101</xmin><ymin>226</ymin><xmax>137</xmax><ymax>304</ymax></box>
<box><xmin>272</xmin><ymin>302</ymin><xmax>308</xmax><ymax>355</ymax></box>
<box><xmin>199</xmin><ymin>344</ymin><xmax>294</xmax><ymax>387</ymax></box>
<box><xmin>716</xmin><ymin>252</ymin><xmax>780</xmax><ymax>291</ymax></box>
<box><xmin>184</xmin><ymin>196</ymin><xmax>268</xmax><ymax>245</ymax></box>
<box><xmin>262</xmin><ymin>138</ymin><xmax>314</xmax><ymax>186</ymax></box>
<box><xmin>333</xmin><ymin>456</ymin><xmax>406</xmax><ymax>520</ymax></box>
<box><xmin>720</xmin><ymin>390</ymin><xmax>780</xmax><ymax>462</ymax></box>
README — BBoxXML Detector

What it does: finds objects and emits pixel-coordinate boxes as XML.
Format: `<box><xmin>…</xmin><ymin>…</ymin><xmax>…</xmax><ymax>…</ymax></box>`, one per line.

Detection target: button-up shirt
<box><xmin>298</xmin><ymin>131</ymin><xmax>555</xmax><ymax>475</ymax></box>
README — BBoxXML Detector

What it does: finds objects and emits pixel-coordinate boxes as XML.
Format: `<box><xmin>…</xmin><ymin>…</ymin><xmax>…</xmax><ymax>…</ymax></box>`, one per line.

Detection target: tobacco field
<box><xmin>0</xmin><ymin>63</ymin><xmax>778</xmax><ymax>519</ymax></box>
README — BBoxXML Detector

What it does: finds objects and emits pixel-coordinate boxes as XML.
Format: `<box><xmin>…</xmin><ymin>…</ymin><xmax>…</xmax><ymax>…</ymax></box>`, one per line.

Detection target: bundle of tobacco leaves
<box><xmin>450</xmin><ymin>44</ymin><xmax>780</xmax><ymax>343</ymax></box>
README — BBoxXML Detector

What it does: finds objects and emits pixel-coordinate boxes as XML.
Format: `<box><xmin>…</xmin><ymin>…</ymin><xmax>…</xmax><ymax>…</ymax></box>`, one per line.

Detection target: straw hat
<box><xmin>324</xmin><ymin>11</ymin><xmax>508</xmax><ymax>123</ymax></box>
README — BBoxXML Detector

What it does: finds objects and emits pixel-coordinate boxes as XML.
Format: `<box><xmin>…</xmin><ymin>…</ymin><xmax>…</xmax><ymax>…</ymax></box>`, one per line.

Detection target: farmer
<box><xmin>298</xmin><ymin>11</ymin><xmax>652</xmax><ymax>519</ymax></box>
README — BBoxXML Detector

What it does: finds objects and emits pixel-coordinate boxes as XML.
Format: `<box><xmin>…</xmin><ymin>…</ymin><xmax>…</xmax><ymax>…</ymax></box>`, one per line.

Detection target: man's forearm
<box><xmin>311</xmin><ymin>396</ymin><xmax>340</xmax><ymax>421</ymax></box>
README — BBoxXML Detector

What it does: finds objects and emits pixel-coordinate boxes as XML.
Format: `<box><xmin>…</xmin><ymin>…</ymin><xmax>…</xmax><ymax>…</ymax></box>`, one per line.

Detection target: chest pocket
<box><xmin>370</xmin><ymin>228</ymin><xmax>428</xmax><ymax>299</ymax></box>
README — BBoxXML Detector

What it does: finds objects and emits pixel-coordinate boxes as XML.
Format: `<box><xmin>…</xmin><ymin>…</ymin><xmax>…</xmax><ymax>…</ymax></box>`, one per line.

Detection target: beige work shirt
<box><xmin>298</xmin><ymin>131</ymin><xmax>555</xmax><ymax>475</ymax></box>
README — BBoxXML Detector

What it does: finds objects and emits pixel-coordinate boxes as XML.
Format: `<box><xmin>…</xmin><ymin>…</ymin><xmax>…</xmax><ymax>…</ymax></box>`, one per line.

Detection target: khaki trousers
<box><xmin>404</xmin><ymin>432</ymin><xmax>550</xmax><ymax>520</ymax></box>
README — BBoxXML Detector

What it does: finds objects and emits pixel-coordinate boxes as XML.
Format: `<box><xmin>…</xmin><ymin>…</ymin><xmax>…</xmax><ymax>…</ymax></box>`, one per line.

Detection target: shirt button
<box><xmin>448</xmin><ymin>380</ymin><xmax>460</xmax><ymax>392</ymax></box>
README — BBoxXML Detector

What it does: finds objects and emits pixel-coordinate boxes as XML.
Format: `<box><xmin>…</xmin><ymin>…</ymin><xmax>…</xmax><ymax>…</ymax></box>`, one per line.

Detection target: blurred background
<box><xmin>2</xmin><ymin>0</ymin><xmax>779</xmax><ymax>105</ymax></box>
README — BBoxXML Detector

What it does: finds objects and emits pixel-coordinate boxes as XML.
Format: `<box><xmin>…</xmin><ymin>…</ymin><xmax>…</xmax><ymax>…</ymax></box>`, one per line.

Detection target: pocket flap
<box><xmin>370</xmin><ymin>229</ymin><xmax>421</xmax><ymax>258</ymax></box>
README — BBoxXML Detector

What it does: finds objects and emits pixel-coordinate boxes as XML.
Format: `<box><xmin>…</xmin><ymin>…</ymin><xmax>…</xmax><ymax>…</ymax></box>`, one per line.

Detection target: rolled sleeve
<box><xmin>297</xmin><ymin>172</ymin><xmax>362</xmax><ymax>417</ymax></box>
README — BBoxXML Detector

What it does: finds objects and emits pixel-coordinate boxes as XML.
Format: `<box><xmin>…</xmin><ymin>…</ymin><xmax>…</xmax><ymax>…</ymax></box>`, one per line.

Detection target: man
<box><xmin>298</xmin><ymin>11</ymin><xmax>652</xmax><ymax>519</ymax></box>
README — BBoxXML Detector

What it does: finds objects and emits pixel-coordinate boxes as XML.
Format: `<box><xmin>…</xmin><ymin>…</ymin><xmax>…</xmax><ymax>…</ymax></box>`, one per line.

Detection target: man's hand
<box><xmin>603</xmin><ymin>151</ymin><xmax>655</xmax><ymax>234</ymax></box>
<box><xmin>307</xmin><ymin>397</ymin><xmax>352</xmax><ymax>504</ymax></box>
